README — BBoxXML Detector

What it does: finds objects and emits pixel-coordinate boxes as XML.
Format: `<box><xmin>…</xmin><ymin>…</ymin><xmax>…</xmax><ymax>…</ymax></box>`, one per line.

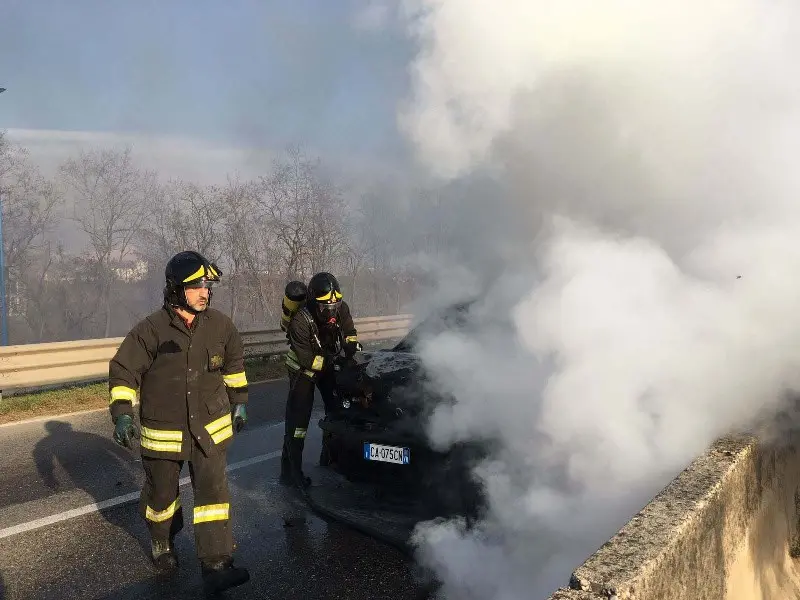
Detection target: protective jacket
<box><xmin>285</xmin><ymin>301</ymin><xmax>358</xmax><ymax>379</ymax></box>
<box><xmin>108</xmin><ymin>304</ymin><xmax>248</xmax><ymax>460</ymax></box>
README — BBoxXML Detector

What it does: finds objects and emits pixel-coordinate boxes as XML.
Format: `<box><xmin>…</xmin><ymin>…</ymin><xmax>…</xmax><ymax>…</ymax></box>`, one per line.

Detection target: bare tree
<box><xmin>0</xmin><ymin>132</ymin><xmax>63</xmax><ymax>343</ymax></box>
<box><xmin>17</xmin><ymin>244</ymin><xmax>101</xmax><ymax>342</ymax></box>
<box><xmin>2</xmin><ymin>159</ymin><xmax>62</xmax><ymax>275</ymax></box>
<box><xmin>344</xmin><ymin>190</ymin><xmax>394</xmax><ymax>310</ymax></box>
<box><xmin>139</xmin><ymin>178</ymin><xmax>222</xmax><ymax>266</ymax></box>
<box><xmin>306</xmin><ymin>174</ymin><xmax>348</xmax><ymax>276</ymax></box>
<box><xmin>60</xmin><ymin>146</ymin><xmax>155</xmax><ymax>337</ymax></box>
<box><xmin>215</xmin><ymin>173</ymin><xmax>264</xmax><ymax>323</ymax></box>
<box><xmin>260</xmin><ymin>145</ymin><xmax>320</xmax><ymax>281</ymax></box>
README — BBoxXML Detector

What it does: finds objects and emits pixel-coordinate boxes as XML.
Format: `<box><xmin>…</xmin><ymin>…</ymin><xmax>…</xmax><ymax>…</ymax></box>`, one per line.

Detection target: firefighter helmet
<box><xmin>164</xmin><ymin>250</ymin><xmax>221</xmax><ymax>312</ymax></box>
<box><xmin>307</xmin><ymin>272</ymin><xmax>342</xmax><ymax>325</ymax></box>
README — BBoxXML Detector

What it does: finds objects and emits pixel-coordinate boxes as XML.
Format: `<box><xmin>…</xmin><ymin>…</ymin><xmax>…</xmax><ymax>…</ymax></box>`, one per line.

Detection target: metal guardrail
<box><xmin>0</xmin><ymin>314</ymin><xmax>412</xmax><ymax>394</ymax></box>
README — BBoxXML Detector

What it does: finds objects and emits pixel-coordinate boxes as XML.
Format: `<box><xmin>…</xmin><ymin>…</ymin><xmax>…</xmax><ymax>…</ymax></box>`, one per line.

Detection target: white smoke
<box><xmin>390</xmin><ymin>1</ymin><xmax>800</xmax><ymax>597</ymax></box>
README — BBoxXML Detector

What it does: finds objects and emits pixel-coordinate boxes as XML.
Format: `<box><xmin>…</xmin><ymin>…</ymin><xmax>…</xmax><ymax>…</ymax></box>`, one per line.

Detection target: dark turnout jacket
<box><xmin>285</xmin><ymin>301</ymin><xmax>359</xmax><ymax>378</ymax></box>
<box><xmin>108</xmin><ymin>304</ymin><xmax>248</xmax><ymax>460</ymax></box>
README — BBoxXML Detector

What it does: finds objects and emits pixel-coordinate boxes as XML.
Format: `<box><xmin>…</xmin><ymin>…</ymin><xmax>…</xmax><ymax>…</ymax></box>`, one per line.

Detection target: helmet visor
<box><xmin>184</xmin><ymin>278</ymin><xmax>217</xmax><ymax>289</ymax></box>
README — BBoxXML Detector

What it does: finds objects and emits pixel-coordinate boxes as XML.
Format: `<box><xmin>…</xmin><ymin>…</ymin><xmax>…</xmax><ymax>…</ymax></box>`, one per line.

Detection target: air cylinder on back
<box><xmin>281</xmin><ymin>280</ymin><xmax>308</xmax><ymax>331</ymax></box>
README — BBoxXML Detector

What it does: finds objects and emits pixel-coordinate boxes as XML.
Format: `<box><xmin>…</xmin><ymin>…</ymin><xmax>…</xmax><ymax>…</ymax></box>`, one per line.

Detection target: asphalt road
<box><xmin>0</xmin><ymin>379</ymin><xmax>433</xmax><ymax>600</ymax></box>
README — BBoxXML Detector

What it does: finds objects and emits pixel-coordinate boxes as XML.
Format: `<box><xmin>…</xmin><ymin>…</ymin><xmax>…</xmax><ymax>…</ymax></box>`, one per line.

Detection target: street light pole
<box><xmin>0</xmin><ymin>86</ymin><xmax>7</xmax><ymax>346</ymax></box>
<box><xmin>0</xmin><ymin>189</ymin><xmax>6</xmax><ymax>345</ymax></box>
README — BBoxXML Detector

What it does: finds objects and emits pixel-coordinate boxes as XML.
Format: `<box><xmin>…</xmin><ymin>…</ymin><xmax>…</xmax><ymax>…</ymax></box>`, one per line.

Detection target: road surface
<box><xmin>0</xmin><ymin>379</ymin><xmax>433</xmax><ymax>600</ymax></box>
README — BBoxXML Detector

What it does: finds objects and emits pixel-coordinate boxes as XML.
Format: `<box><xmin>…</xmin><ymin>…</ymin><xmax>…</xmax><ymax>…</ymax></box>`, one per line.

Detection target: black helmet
<box><xmin>164</xmin><ymin>250</ymin><xmax>221</xmax><ymax>312</ymax></box>
<box><xmin>307</xmin><ymin>272</ymin><xmax>342</xmax><ymax>325</ymax></box>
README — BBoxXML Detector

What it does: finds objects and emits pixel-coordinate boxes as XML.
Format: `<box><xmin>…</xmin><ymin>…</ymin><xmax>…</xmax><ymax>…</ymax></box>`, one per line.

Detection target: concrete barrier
<box><xmin>546</xmin><ymin>431</ymin><xmax>800</xmax><ymax>599</ymax></box>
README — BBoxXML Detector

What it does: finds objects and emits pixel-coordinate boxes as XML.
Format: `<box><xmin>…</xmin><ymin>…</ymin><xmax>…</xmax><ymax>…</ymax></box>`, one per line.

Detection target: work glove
<box><xmin>231</xmin><ymin>403</ymin><xmax>248</xmax><ymax>432</ymax></box>
<box><xmin>113</xmin><ymin>414</ymin><xmax>139</xmax><ymax>448</ymax></box>
<box><xmin>343</xmin><ymin>341</ymin><xmax>363</xmax><ymax>358</ymax></box>
<box><xmin>334</xmin><ymin>354</ymin><xmax>357</xmax><ymax>370</ymax></box>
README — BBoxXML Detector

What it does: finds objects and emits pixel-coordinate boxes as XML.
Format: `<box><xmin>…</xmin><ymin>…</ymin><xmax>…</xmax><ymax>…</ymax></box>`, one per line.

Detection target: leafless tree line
<box><xmin>0</xmin><ymin>133</ymin><xmax>465</xmax><ymax>345</ymax></box>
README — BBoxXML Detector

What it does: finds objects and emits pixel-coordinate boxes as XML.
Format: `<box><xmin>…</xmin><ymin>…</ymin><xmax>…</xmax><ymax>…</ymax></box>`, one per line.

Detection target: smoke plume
<box><xmin>393</xmin><ymin>1</ymin><xmax>800</xmax><ymax>597</ymax></box>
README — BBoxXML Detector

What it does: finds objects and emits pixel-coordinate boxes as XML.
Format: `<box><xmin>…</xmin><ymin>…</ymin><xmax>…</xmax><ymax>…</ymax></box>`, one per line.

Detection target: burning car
<box><xmin>305</xmin><ymin>302</ymin><xmax>489</xmax><ymax>549</ymax></box>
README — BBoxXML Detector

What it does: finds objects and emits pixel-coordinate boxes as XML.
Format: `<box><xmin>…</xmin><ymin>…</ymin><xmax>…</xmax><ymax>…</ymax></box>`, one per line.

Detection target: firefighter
<box><xmin>280</xmin><ymin>272</ymin><xmax>362</xmax><ymax>488</ymax></box>
<box><xmin>108</xmin><ymin>250</ymin><xmax>250</xmax><ymax>594</ymax></box>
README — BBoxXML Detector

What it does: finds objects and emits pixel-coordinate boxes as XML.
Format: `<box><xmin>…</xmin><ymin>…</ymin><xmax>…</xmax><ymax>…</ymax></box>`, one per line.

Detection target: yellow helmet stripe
<box><xmin>315</xmin><ymin>290</ymin><xmax>342</xmax><ymax>301</ymax></box>
<box><xmin>183</xmin><ymin>265</ymin><xmax>205</xmax><ymax>282</ymax></box>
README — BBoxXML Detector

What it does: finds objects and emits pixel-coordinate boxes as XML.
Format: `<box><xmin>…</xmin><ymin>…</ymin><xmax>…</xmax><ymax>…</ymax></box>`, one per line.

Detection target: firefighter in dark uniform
<box><xmin>108</xmin><ymin>251</ymin><xmax>250</xmax><ymax>594</ymax></box>
<box><xmin>280</xmin><ymin>272</ymin><xmax>362</xmax><ymax>488</ymax></box>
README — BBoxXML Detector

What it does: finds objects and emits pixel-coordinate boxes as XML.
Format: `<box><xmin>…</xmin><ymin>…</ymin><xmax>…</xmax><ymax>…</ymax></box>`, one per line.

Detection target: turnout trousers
<box><xmin>139</xmin><ymin>438</ymin><xmax>233</xmax><ymax>562</ymax></box>
<box><xmin>281</xmin><ymin>368</ymin><xmax>337</xmax><ymax>480</ymax></box>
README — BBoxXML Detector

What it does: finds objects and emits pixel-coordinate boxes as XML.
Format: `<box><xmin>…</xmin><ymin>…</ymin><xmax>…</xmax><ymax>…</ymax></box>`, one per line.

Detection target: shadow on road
<box><xmin>32</xmin><ymin>420</ymin><xmax>150</xmax><ymax>556</ymax></box>
<box><xmin>0</xmin><ymin>570</ymin><xmax>5</xmax><ymax>600</ymax></box>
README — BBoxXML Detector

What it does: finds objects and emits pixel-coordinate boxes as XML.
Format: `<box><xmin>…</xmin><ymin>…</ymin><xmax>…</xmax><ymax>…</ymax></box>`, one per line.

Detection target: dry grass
<box><xmin>0</xmin><ymin>382</ymin><xmax>109</xmax><ymax>425</ymax></box>
<box><xmin>0</xmin><ymin>357</ymin><xmax>288</xmax><ymax>425</ymax></box>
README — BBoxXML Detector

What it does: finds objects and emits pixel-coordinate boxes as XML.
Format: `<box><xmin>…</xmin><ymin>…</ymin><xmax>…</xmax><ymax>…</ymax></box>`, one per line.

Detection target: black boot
<box><xmin>319</xmin><ymin>431</ymin><xmax>332</xmax><ymax>467</ymax></box>
<box><xmin>280</xmin><ymin>436</ymin><xmax>311</xmax><ymax>489</ymax></box>
<box><xmin>151</xmin><ymin>539</ymin><xmax>178</xmax><ymax>572</ymax></box>
<box><xmin>201</xmin><ymin>557</ymin><xmax>250</xmax><ymax>594</ymax></box>
<box><xmin>279</xmin><ymin>466</ymin><xmax>311</xmax><ymax>489</ymax></box>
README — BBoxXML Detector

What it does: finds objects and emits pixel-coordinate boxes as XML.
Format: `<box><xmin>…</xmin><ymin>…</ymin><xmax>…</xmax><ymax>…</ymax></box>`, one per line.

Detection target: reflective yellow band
<box><xmin>183</xmin><ymin>265</ymin><xmax>205</xmax><ymax>282</ymax></box>
<box><xmin>285</xmin><ymin>354</ymin><xmax>315</xmax><ymax>378</ymax></box>
<box><xmin>110</xmin><ymin>385</ymin><xmax>136</xmax><ymax>404</ymax></box>
<box><xmin>283</xmin><ymin>296</ymin><xmax>303</xmax><ymax>313</ymax></box>
<box><xmin>345</xmin><ymin>335</ymin><xmax>358</xmax><ymax>343</ymax></box>
<box><xmin>140</xmin><ymin>437</ymin><xmax>183</xmax><ymax>453</ymax></box>
<box><xmin>146</xmin><ymin>498</ymin><xmax>181</xmax><ymax>522</ymax></box>
<box><xmin>312</xmin><ymin>355</ymin><xmax>324</xmax><ymax>371</ymax></box>
<box><xmin>223</xmin><ymin>371</ymin><xmax>247</xmax><ymax>388</ymax></box>
<box><xmin>140</xmin><ymin>426</ymin><xmax>183</xmax><ymax>441</ymax></box>
<box><xmin>194</xmin><ymin>503</ymin><xmax>229</xmax><ymax>524</ymax></box>
<box><xmin>140</xmin><ymin>425</ymin><xmax>183</xmax><ymax>453</ymax></box>
<box><xmin>211</xmin><ymin>425</ymin><xmax>233</xmax><ymax>444</ymax></box>
<box><xmin>294</xmin><ymin>428</ymin><xmax>306</xmax><ymax>438</ymax></box>
<box><xmin>205</xmin><ymin>413</ymin><xmax>233</xmax><ymax>444</ymax></box>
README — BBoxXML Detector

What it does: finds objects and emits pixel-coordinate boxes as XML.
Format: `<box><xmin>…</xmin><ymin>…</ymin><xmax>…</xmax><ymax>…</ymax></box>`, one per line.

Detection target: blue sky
<box><xmin>0</xmin><ymin>0</ymin><xmax>416</xmax><ymax>175</ymax></box>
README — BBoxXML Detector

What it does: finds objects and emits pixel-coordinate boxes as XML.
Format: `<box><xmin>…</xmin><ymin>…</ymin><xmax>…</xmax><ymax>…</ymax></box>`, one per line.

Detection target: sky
<box><xmin>0</xmin><ymin>0</ymin><xmax>415</xmax><ymax>182</ymax></box>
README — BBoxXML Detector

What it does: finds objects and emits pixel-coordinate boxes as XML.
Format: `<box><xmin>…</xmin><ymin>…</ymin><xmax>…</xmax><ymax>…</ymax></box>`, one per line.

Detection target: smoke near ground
<box><xmin>393</xmin><ymin>1</ymin><xmax>800</xmax><ymax>597</ymax></box>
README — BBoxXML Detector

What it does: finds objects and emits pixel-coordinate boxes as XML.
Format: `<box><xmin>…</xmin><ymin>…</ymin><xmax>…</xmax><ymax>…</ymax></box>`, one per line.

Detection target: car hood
<box><xmin>336</xmin><ymin>349</ymin><xmax>438</xmax><ymax>418</ymax></box>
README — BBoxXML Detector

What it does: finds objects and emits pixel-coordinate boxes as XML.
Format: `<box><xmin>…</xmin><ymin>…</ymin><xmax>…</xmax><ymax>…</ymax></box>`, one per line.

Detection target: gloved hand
<box><xmin>113</xmin><ymin>414</ymin><xmax>139</xmax><ymax>448</ymax></box>
<box><xmin>343</xmin><ymin>341</ymin><xmax>362</xmax><ymax>358</ymax></box>
<box><xmin>334</xmin><ymin>354</ymin><xmax>356</xmax><ymax>370</ymax></box>
<box><xmin>231</xmin><ymin>403</ymin><xmax>248</xmax><ymax>432</ymax></box>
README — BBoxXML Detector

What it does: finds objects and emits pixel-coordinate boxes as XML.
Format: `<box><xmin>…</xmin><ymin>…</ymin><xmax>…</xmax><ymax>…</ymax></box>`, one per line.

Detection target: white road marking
<box><xmin>0</xmin><ymin>449</ymin><xmax>282</xmax><ymax>540</ymax></box>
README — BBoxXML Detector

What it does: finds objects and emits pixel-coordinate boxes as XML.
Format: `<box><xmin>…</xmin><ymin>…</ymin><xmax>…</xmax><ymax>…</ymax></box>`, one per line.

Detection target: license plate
<box><xmin>363</xmin><ymin>442</ymin><xmax>410</xmax><ymax>465</ymax></box>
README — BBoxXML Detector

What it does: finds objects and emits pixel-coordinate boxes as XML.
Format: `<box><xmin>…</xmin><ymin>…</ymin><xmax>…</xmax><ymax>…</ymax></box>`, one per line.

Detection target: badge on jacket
<box><xmin>210</xmin><ymin>354</ymin><xmax>224</xmax><ymax>369</ymax></box>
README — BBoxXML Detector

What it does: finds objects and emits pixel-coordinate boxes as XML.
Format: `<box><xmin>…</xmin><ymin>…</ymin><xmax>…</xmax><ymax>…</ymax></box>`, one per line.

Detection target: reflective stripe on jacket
<box><xmin>108</xmin><ymin>304</ymin><xmax>248</xmax><ymax>459</ymax></box>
